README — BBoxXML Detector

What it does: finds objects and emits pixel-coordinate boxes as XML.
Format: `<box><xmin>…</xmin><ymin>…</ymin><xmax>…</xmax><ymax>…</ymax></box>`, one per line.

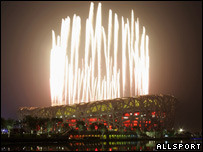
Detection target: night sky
<box><xmin>1</xmin><ymin>1</ymin><xmax>202</xmax><ymax>132</ymax></box>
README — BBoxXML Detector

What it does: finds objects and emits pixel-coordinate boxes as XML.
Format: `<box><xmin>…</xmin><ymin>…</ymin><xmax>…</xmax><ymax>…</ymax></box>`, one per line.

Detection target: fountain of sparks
<box><xmin>50</xmin><ymin>2</ymin><xmax>149</xmax><ymax>106</ymax></box>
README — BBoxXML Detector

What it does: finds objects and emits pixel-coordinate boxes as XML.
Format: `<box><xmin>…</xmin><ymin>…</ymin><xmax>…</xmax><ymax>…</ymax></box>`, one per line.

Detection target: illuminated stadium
<box><xmin>18</xmin><ymin>3</ymin><xmax>177</xmax><ymax>131</ymax></box>
<box><xmin>18</xmin><ymin>94</ymin><xmax>177</xmax><ymax>131</ymax></box>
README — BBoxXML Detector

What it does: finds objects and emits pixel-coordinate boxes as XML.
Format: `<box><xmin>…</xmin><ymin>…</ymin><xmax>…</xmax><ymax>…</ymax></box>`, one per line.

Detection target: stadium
<box><xmin>18</xmin><ymin>94</ymin><xmax>177</xmax><ymax>131</ymax></box>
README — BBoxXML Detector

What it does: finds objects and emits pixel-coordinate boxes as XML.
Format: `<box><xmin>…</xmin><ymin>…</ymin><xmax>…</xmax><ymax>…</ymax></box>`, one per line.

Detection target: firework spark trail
<box><xmin>50</xmin><ymin>2</ymin><xmax>149</xmax><ymax>106</ymax></box>
<box><xmin>122</xmin><ymin>17</ymin><xmax>126</xmax><ymax>97</ymax></box>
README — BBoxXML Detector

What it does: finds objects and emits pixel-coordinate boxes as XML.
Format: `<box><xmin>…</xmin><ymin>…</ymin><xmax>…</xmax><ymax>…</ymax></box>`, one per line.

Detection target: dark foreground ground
<box><xmin>1</xmin><ymin>134</ymin><xmax>197</xmax><ymax>145</ymax></box>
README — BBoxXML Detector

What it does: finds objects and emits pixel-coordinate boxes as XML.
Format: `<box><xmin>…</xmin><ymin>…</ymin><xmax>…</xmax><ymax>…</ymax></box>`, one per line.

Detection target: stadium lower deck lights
<box><xmin>18</xmin><ymin>95</ymin><xmax>177</xmax><ymax>131</ymax></box>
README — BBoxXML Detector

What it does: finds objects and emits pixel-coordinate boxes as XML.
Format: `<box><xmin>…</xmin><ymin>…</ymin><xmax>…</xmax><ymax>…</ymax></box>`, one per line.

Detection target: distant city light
<box><xmin>179</xmin><ymin>128</ymin><xmax>184</xmax><ymax>133</ymax></box>
<box><xmin>1</xmin><ymin>129</ymin><xmax>8</xmax><ymax>134</ymax></box>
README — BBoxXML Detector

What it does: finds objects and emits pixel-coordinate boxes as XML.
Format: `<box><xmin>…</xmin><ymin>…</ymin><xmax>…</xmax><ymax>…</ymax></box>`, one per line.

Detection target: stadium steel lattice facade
<box><xmin>18</xmin><ymin>94</ymin><xmax>177</xmax><ymax>131</ymax></box>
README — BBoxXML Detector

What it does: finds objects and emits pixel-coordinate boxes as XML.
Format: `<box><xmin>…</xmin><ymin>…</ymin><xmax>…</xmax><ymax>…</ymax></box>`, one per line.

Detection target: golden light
<box><xmin>50</xmin><ymin>2</ymin><xmax>149</xmax><ymax>106</ymax></box>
